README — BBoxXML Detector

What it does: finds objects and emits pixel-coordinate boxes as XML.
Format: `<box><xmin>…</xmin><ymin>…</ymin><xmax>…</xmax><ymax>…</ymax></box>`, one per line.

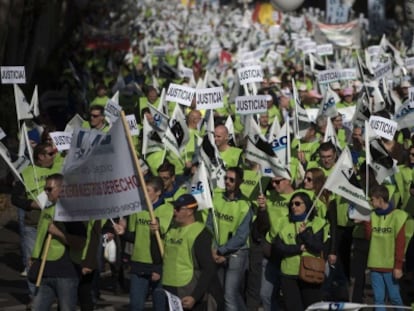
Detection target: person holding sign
<box><xmin>30</xmin><ymin>173</ymin><xmax>87</xmax><ymax>311</ymax></box>
<box><xmin>11</xmin><ymin>143</ymin><xmax>63</xmax><ymax>305</ymax></box>
<box><xmin>113</xmin><ymin>177</ymin><xmax>173</xmax><ymax>311</ymax></box>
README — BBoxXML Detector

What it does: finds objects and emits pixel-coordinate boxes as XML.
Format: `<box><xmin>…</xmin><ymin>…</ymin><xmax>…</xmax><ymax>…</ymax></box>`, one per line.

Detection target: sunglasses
<box><xmin>44</xmin><ymin>187</ymin><xmax>54</xmax><ymax>193</ymax></box>
<box><xmin>305</xmin><ymin>177</ymin><xmax>313</xmax><ymax>182</ymax></box>
<box><xmin>289</xmin><ymin>201</ymin><xmax>303</xmax><ymax>207</ymax></box>
<box><xmin>272</xmin><ymin>179</ymin><xmax>284</xmax><ymax>185</ymax></box>
<box><xmin>224</xmin><ymin>176</ymin><xmax>235</xmax><ymax>183</ymax></box>
<box><xmin>90</xmin><ymin>114</ymin><xmax>102</xmax><ymax>118</ymax></box>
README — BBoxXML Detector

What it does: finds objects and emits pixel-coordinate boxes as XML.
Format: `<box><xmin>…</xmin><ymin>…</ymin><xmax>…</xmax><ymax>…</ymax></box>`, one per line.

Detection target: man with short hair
<box><xmin>30</xmin><ymin>173</ymin><xmax>86</xmax><ymax>311</ymax></box>
<box><xmin>209</xmin><ymin>167</ymin><xmax>253</xmax><ymax>311</ymax></box>
<box><xmin>157</xmin><ymin>161</ymin><xmax>187</xmax><ymax>202</ymax></box>
<box><xmin>307</xmin><ymin>142</ymin><xmax>338</xmax><ymax>176</ymax></box>
<box><xmin>86</xmin><ymin>105</ymin><xmax>110</xmax><ymax>132</ymax></box>
<box><xmin>214</xmin><ymin>125</ymin><xmax>243</xmax><ymax>169</ymax></box>
<box><xmin>151</xmin><ymin>194</ymin><xmax>224</xmax><ymax>310</ymax></box>
<box><xmin>12</xmin><ymin>143</ymin><xmax>62</xmax><ymax>305</ymax></box>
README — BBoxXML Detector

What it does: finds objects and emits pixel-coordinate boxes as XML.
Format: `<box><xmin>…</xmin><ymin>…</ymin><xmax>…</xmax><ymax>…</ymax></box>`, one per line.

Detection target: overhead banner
<box><xmin>55</xmin><ymin>118</ymin><xmax>144</xmax><ymax>221</ymax></box>
<box><xmin>237</xmin><ymin>65</ymin><xmax>264</xmax><ymax>85</ymax></box>
<box><xmin>235</xmin><ymin>95</ymin><xmax>269</xmax><ymax>115</ymax></box>
<box><xmin>196</xmin><ymin>86</ymin><xmax>224</xmax><ymax>110</ymax></box>
<box><xmin>1</xmin><ymin>66</ymin><xmax>26</xmax><ymax>84</ymax></box>
<box><xmin>166</xmin><ymin>83</ymin><xmax>195</xmax><ymax>107</ymax></box>
<box><xmin>49</xmin><ymin>131</ymin><xmax>72</xmax><ymax>151</ymax></box>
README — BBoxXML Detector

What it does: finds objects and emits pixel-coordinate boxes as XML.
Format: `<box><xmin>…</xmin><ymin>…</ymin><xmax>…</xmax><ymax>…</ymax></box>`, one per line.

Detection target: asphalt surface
<box><xmin>0</xmin><ymin>202</ymin><xmax>138</xmax><ymax>311</ymax></box>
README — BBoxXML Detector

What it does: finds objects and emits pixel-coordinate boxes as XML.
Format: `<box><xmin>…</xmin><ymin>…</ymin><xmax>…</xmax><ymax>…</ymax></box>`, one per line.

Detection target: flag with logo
<box><xmin>323</xmin><ymin>147</ymin><xmax>371</xmax><ymax>211</ymax></box>
<box><xmin>190</xmin><ymin>161</ymin><xmax>213</xmax><ymax>210</ymax></box>
<box><xmin>163</xmin><ymin>104</ymin><xmax>189</xmax><ymax>159</ymax></box>
<box><xmin>14</xmin><ymin>84</ymin><xmax>33</xmax><ymax>121</ymax></box>
<box><xmin>323</xmin><ymin>117</ymin><xmax>342</xmax><ymax>151</ymax></box>
<box><xmin>318</xmin><ymin>85</ymin><xmax>339</xmax><ymax>118</ymax></box>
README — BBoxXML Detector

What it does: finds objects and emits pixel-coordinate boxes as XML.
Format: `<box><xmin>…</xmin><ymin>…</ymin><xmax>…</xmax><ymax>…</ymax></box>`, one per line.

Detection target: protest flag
<box><xmin>323</xmin><ymin>117</ymin><xmax>342</xmax><ymax>152</ymax></box>
<box><xmin>14</xmin><ymin>84</ymin><xmax>33</xmax><ymax>122</ymax></box>
<box><xmin>163</xmin><ymin>104</ymin><xmax>189</xmax><ymax>159</ymax></box>
<box><xmin>190</xmin><ymin>161</ymin><xmax>213</xmax><ymax>210</ymax></box>
<box><xmin>148</xmin><ymin>102</ymin><xmax>170</xmax><ymax>134</ymax></box>
<box><xmin>141</xmin><ymin>116</ymin><xmax>164</xmax><ymax>158</ymax></box>
<box><xmin>224</xmin><ymin>115</ymin><xmax>237</xmax><ymax>146</ymax></box>
<box><xmin>292</xmin><ymin>78</ymin><xmax>311</xmax><ymax>139</ymax></box>
<box><xmin>29</xmin><ymin>85</ymin><xmax>40</xmax><ymax>118</ymax></box>
<box><xmin>318</xmin><ymin>85</ymin><xmax>340</xmax><ymax>118</ymax></box>
<box><xmin>323</xmin><ymin>147</ymin><xmax>371</xmax><ymax>211</ymax></box>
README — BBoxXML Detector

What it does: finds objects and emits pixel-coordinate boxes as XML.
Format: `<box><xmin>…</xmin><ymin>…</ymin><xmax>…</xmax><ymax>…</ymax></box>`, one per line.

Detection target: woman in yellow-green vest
<box><xmin>30</xmin><ymin>174</ymin><xmax>86</xmax><ymax>311</ymax></box>
<box><xmin>273</xmin><ymin>192</ymin><xmax>326</xmax><ymax>311</ymax></box>
<box><xmin>113</xmin><ymin>177</ymin><xmax>173</xmax><ymax>311</ymax></box>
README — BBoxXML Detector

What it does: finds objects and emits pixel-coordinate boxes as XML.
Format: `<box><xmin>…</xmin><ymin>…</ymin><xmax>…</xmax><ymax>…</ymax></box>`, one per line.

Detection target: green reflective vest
<box><xmin>367</xmin><ymin>209</ymin><xmax>407</xmax><ymax>269</ymax></box>
<box><xmin>279</xmin><ymin>216</ymin><xmax>326</xmax><ymax>276</ymax></box>
<box><xmin>162</xmin><ymin>221</ymin><xmax>205</xmax><ymax>287</ymax></box>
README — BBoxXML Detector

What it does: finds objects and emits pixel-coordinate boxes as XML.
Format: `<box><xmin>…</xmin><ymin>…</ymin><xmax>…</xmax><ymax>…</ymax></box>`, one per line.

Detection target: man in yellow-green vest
<box><xmin>365</xmin><ymin>185</ymin><xmax>407</xmax><ymax>309</ymax></box>
<box><xmin>30</xmin><ymin>173</ymin><xmax>86</xmax><ymax>311</ymax></box>
<box><xmin>151</xmin><ymin>194</ymin><xmax>224</xmax><ymax>310</ymax></box>
<box><xmin>209</xmin><ymin>167</ymin><xmax>253</xmax><ymax>311</ymax></box>
<box><xmin>214</xmin><ymin>125</ymin><xmax>243</xmax><ymax>169</ymax></box>
<box><xmin>11</xmin><ymin>143</ymin><xmax>63</xmax><ymax>303</ymax></box>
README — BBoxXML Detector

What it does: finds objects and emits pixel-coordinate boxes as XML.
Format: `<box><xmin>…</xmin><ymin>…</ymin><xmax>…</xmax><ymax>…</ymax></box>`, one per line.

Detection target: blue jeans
<box><xmin>24</xmin><ymin>225</ymin><xmax>37</xmax><ymax>298</ymax></box>
<box><xmin>260</xmin><ymin>258</ymin><xmax>281</xmax><ymax>311</ymax></box>
<box><xmin>370</xmin><ymin>271</ymin><xmax>403</xmax><ymax>310</ymax></box>
<box><xmin>130</xmin><ymin>273</ymin><xmax>164</xmax><ymax>311</ymax></box>
<box><xmin>219</xmin><ymin>249</ymin><xmax>248</xmax><ymax>311</ymax></box>
<box><xmin>32</xmin><ymin>277</ymin><xmax>79</xmax><ymax>311</ymax></box>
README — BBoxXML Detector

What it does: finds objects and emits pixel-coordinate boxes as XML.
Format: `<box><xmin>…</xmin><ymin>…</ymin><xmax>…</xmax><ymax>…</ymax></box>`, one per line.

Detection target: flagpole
<box><xmin>304</xmin><ymin>186</ymin><xmax>325</xmax><ymax>223</ymax></box>
<box><xmin>120</xmin><ymin>111</ymin><xmax>164</xmax><ymax>256</ymax></box>
<box><xmin>35</xmin><ymin>233</ymin><xmax>52</xmax><ymax>295</ymax></box>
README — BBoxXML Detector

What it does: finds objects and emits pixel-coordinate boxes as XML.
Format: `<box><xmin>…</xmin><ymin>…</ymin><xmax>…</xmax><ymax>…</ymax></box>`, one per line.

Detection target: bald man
<box><xmin>214</xmin><ymin>125</ymin><xmax>243</xmax><ymax>168</ymax></box>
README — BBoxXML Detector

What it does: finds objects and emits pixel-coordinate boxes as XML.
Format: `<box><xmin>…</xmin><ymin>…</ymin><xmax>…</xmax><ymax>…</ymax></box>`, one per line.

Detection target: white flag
<box><xmin>191</xmin><ymin>162</ymin><xmax>213</xmax><ymax>210</ymax></box>
<box><xmin>318</xmin><ymin>85</ymin><xmax>340</xmax><ymax>118</ymax></box>
<box><xmin>323</xmin><ymin>117</ymin><xmax>342</xmax><ymax>151</ymax></box>
<box><xmin>29</xmin><ymin>85</ymin><xmax>40</xmax><ymax>117</ymax></box>
<box><xmin>164</xmin><ymin>290</ymin><xmax>184</xmax><ymax>311</ymax></box>
<box><xmin>14</xmin><ymin>84</ymin><xmax>33</xmax><ymax>121</ymax></box>
<box><xmin>323</xmin><ymin>147</ymin><xmax>371</xmax><ymax>211</ymax></box>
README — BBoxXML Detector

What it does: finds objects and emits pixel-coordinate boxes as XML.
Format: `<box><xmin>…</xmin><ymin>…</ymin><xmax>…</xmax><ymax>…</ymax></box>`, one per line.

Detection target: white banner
<box><xmin>1</xmin><ymin>66</ymin><xmax>26</xmax><ymax>84</ymax></box>
<box><xmin>55</xmin><ymin>118</ymin><xmax>144</xmax><ymax>221</ymax></box>
<box><xmin>166</xmin><ymin>83</ymin><xmax>195</xmax><ymax>107</ymax></box>
<box><xmin>195</xmin><ymin>86</ymin><xmax>224</xmax><ymax>110</ymax></box>
<box><xmin>368</xmin><ymin>116</ymin><xmax>397</xmax><ymax>141</ymax></box>
<box><xmin>317</xmin><ymin>44</ymin><xmax>334</xmax><ymax>56</ymax></box>
<box><xmin>405</xmin><ymin>57</ymin><xmax>414</xmax><ymax>69</ymax></box>
<box><xmin>317</xmin><ymin>69</ymin><xmax>357</xmax><ymax>84</ymax></box>
<box><xmin>125</xmin><ymin>114</ymin><xmax>139</xmax><ymax>136</ymax></box>
<box><xmin>49</xmin><ymin>131</ymin><xmax>73</xmax><ymax>151</ymax></box>
<box><xmin>237</xmin><ymin>65</ymin><xmax>264</xmax><ymax>85</ymax></box>
<box><xmin>235</xmin><ymin>95</ymin><xmax>268</xmax><ymax>115</ymax></box>
<box><xmin>373</xmin><ymin>60</ymin><xmax>392</xmax><ymax>80</ymax></box>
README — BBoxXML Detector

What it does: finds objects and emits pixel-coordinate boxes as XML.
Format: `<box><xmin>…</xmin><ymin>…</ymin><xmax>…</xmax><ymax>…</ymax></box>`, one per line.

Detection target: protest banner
<box><xmin>317</xmin><ymin>43</ymin><xmax>333</xmax><ymax>56</ymax></box>
<box><xmin>235</xmin><ymin>95</ymin><xmax>268</xmax><ymax>115</ymax></box>
<box><xmin>1</xmin><ymin>66</ymin><xmax>26</xmax><ymax>84</ymax></box>
<box><xmin>196</xmin><ymin>86</ymin><xmax>224</xmax><ymax>110</ymax></box>
<box><xmin>55</xmin><ymin>118</ymin><xmax>145</xmax><ymax>221</ymax></box>
<box><xmin>373</xmin><ymin>60</ymin><xmax>392</xmax><ymax>80</ymax></box>
<box><xmin>166</xmin><ymin>83</ymin><xmax>195</xmax><ymax>107</ymax></box>
<box><xmin>125</xmin><ymin>114</ymin><xmax>139</xmax><ymax>136</ymax></box>
<box><xmin>368</xmin><ymin>115</ymin><xmax>397</xmax><ymax>141</ymax></box>
<box><xmin>49</xmin><ymin>131</ymin><xmax>72</xmax><ymax>151</ymax></box>
<box><xmin>237</xmin><ymin>65</ymin><xmax>264</xmax><ymax>85</ymax></box>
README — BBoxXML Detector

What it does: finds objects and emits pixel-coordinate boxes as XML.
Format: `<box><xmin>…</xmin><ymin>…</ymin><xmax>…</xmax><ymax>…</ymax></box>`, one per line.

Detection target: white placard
<box><xmin>237</xmin><ymin>65</ymin><xmax>264</xmax><ymax>85</ymax></box>
<box><xmin>105</xmin><ymin>99</ymin><xmax>122</xmax><ymax>123</ymax></box>
<box><xmin>373</xmin><ymin>60</ymin><xmax>392</xmax><ymax>80</ymax></box>
<box><xmin>49</xmin><ymin>131</ymin><xmax>73</xmax><ymax>151</ymax></box>
<box><xmin>0</xmin><ymin>127</ymin><xmax>6</xmax><ymax>140</ymax></box>
<box><xmin>1</xmin><ymin>66</ymin><xmax>26</xmax><ymax>84</ymax></box>
<box><xmin>235</xmin><ymin>95</ymin><xmax>268</xmax><ymax>115</ymax></box>
<box><xmin>301</xmin><ymin>41</ymin><xmax>317</xmax><ymax>54</ymax></box>
<box><xmin>196</xmin><ymin>87</ymin><xmax>224</xmax><ymax>110</ymax></box>
<box><xmin>317</xmin><ymin>44</ymin><xmax>334</xmax><ymax>56</ymax></box>
<box><xmin>337</xmin><ymin>69</ymin><xmax>357</xmax><ymax>81</ymax></box>
<box><xmin>125</xmin><ymin>114</ymin><xmax>139</xmax><ymax>136</ymax></box>
<box><xmin>405</xmin><ymin>57</ymin><xmax>414</xmax><ymax>69</ymax></box>
<box><xmin>317</xmin><ymin>69</ymin><xmax>357</xmax><ymax>84</ymax></box>
<box><xmin>367</xmin><ymin>45</ymin><xmax>381</xmax><ymax>56</ymax></box>
<box><xmin>276</xmin><ymin>45</ymin><xmax>286</xmax><ymax>54</ymax></box>
<box><xmin>166</xmin><ymin>83</ymin><xmax>195</xmax><ymax>107</ymax></box>
<box><xmin>368</xmin><ymin>115</ymin><xmax>397</xmax><ymax>141</ymax></box>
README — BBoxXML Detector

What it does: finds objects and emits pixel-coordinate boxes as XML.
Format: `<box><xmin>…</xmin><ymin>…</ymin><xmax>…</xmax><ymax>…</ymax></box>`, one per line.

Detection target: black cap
<box><xmin>172</xmin><ymin>194</ymin><xmax>198</xmax><ymax>209</ymax></box>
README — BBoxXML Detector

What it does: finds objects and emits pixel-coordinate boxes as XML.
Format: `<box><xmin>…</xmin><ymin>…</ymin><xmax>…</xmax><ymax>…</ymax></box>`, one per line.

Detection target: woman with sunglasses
<box><xmin>300</xmin><ymin>168</ymin><xmax>331</xmax><ymax>218</ymax></box>
<box><xmin>269</xmin><ymin>192</ymin><xmax>327</xmax><ymax>311</ymax></box>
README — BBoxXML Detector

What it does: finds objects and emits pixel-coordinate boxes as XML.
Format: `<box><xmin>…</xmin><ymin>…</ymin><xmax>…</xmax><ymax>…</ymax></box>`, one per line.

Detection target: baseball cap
<box><xmin>308</xmin><ymin>90</ymin><xmax>322</xmax><ymax>99</ymax></box>
<box><xmin>343</xmin><ymin>87</ymin><xmax>353</xmax><ymax>96</ymax></box>
<box><xmin>172</xmin><ymin>194</ymin><xmax>198</xmax><ymax>210</ymax></box>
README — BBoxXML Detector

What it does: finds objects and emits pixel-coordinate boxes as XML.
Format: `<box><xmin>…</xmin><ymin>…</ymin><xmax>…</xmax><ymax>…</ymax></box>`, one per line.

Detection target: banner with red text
<box><xmin>55</xmin><ymin>118</ymin><xmax>144</xmax><ymax>221</ymax></box>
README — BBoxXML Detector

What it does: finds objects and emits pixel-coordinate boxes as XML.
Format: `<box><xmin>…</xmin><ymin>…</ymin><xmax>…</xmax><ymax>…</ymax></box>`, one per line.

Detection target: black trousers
<box><xmin>281</xmin><ymin>277</ymin><xmax>322</xmax><ymax>311</ymax></box>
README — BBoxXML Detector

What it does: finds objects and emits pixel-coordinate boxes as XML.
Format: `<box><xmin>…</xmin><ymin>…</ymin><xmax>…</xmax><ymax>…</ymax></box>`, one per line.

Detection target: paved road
<box><xmin>0</xmin><ymin>207</ymin><xmax>143</xmax><ymax>311</ymax></box>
